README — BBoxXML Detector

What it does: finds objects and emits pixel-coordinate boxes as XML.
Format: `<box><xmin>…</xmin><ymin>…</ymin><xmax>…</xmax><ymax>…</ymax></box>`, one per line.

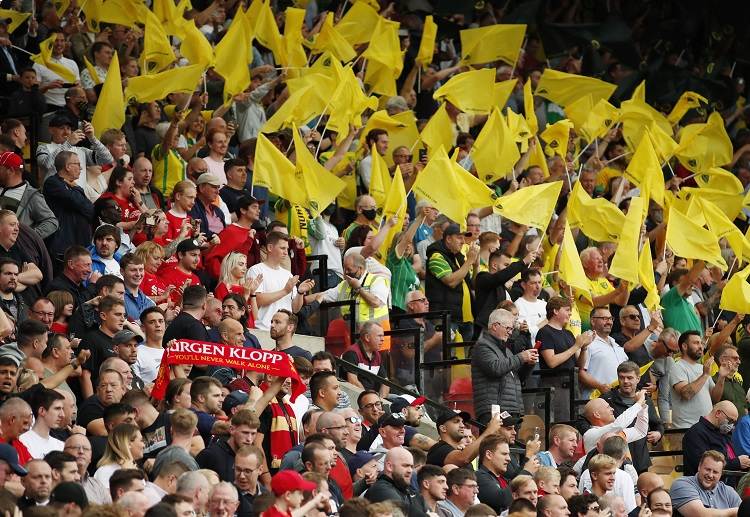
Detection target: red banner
<box><xmin>151</xmin><ymin>340</ymin><xmax>305</xmax><ymax>402</ymax></box>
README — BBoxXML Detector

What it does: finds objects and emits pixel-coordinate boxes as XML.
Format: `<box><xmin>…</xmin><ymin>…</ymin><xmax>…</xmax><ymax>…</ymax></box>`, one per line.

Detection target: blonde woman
<box><xmin>214</xmin><ymin>252</ymin><xmax>262</xmax><ymax>326</ymax></box>
<box><xmin>94</xmin><ymin>423</ymin><xmax>145</xmax><ymax>486</ymax></box>
<box><xmin>134</xmin><ymin>242</ymin><xmax>173</xmax><ymax>303</ymax></box>
<box><xmin>165</xmin><ymin>180</ymin><xmax>198</xmax><ymax>241</ymax></box>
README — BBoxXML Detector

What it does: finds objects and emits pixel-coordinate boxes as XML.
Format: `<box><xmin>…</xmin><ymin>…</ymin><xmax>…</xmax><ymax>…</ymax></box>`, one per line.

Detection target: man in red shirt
<box><xmin>203</xmin><ymin>195</ymin><xmax>262</xmax><ymax>280</ymax></box>
<box><xmin>262</xmin><ymin>470</ymin><xmax>328</xmax><ymax>517</ymax></box>
<box><xmin>0</xmin><ymin>397</ymin><xmax>33</xmax><ymax>465</ymax></box>
<box><xmin>159</xmin><ymin>239</ymin><xmax>202</xmax><ymax>304</ymax></box>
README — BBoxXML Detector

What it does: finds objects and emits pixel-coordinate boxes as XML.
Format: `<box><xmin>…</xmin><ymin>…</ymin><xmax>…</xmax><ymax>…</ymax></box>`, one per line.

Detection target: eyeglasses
<box><xmin>344</xmin><ymin>416</ymin><xmax>362</xmax><ymax>424</ymax></box>
<box><xmin>588</xmin><ymin>506</ymin><xmax>600</xmax><ymax>512</ymax></box>
<box><xmin>409</xmin><ymin>298</ymin><xmax>427</xmax><ymax>303</ymax></box>
<box><xmin>459</xmin><ymin>483</ymin><xmax>479</xmax><ymax>491</ymax></box>
<box><xmin>361</xmin><ymin>401</ymin><xmax>383</xmax><ymax>410</ymax></box>
<box><xmin>31</xmin><ymin>310</ymin><xmax>54</xmax><ymax>318</ymax></box>
<box><xmin>624</xmin><ymin>314</ymin><xmax>640</xmax><ymax>320</ymax></box>
<box><xmin>321</xmin><ymin>425</ymin><xmax>348</xmax><ymax>431</ymax></box>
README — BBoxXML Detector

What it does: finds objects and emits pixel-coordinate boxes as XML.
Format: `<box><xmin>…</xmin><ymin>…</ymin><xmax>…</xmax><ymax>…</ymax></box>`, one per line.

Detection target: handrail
<box><xmin>306</xmin><ymin>254</ymin><xmax>330</xmax><ymax>290</ymax></box>
<box><xmin>319</xmin><ymin>299</ymin><xmax>357</xmax><ymax>339</ymax></box>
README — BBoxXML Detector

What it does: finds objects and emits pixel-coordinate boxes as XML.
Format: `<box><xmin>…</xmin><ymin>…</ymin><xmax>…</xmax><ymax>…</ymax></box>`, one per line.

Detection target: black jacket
<box><xmin>365</xmin><ymin>474</ymin><xmax>428</xmax><ymax>517</ymax></box>
<box><xmin>196</xmin><ymin>438</ymin><xmax>236</xmax><ymax>482</ymax></box>
<box><xmin>43</xmin><ymin>174</ymin><xmax>95</xmax><ymax>262</ymax></box>
<box><xmin>601</xmin><ymin>389</ymin><xmax>664</xmax><ymax>473</ymax></box>
<box><xmin>476</xmin><ymin>465</ymin><xmax>512</xmax><ymax>513</ymax></box>
<box><xmin>682</xmin><ymin>417</ymin><xmax>742</xmax><ymax>475</ymax></box>
<box><xmin>473</xmin><ymin>259</ymin><xmax>529</xmax><ymax>329</ymax></box>
<box><xmin>424</xmin><ymin>240</ymin><xmax>469</xmax><ymax>322</ymax></box>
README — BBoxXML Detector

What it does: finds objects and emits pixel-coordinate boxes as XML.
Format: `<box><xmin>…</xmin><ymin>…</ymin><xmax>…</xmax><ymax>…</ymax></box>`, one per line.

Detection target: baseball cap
<box><xmin>0</xmin><ymin>152</ymin><xmax>23</xmax><ymax>169</ymax></box>
<box><xmin>195</xmin><ymin>172</ymin><xmax>222</xmax><ymax>186</ymax></box>
<box><xmin>389</xmin><ymin>395</ymin><xmax>426</xmax><ymax>414</ymax></box>
<box><xmin>0</xmin><ymin>443</ymin><xmax>26</xmax><ymax>475</ymax></box>
<box><xmin>48</xmin><ymin>113</ymin><xmax>75</xmax><ymax>128</ymax></box>
<box><xmin>50</xmin><ymin>481</ymin><xmax>88</xmax><ymax>508</ymax></box>
<box><xmin>112</xmin><ymin>329</ymin><xmax>144</xmax><ymax>346</ymax></box>
<box><xmin>222</xmin><ymin>390</ymin><xmax>249</xmax><ymax>414</ymax></box>
<box><xmin>270</xmin><ymin>470</ymin><xmax>318</xmax><ymax>495</ymax></box>
<box><xmin>347</xmin><ymin>451</ymin><xmax>378</xmax><ymax>476</ymax></box>
<box><xmin>435</xmin><ymin>410</ymin><xmax>471</xmax><ymax>427</ymax></box>
<box><xmin>443</xmin><ymin>223</ymin><xmax>472</xmax><ymax>238</ymax></box>
<box><xmin>176</xmin><ymin>238</ymin><xmax>202</xmax><ymax>254</ymax></box>
<box><xmin>378</xmin><ymin>413</ymin><xmax>406</xmax><ymax>428</ymax></box>
<box><xmin>498</xmin><ymin>411</ymin><xmax>523</xmax><ymax>427</ymax></box>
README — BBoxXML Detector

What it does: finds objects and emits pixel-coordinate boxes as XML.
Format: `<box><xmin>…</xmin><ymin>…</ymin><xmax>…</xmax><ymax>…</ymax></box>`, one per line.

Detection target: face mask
<box><xmin>719</xmin><ymin>421</ymin><xmax>735</xmax><ymax>434</ymax></box>
<box><xmin>362</xmin><ymin>208</ymin><xmax>377</xmax><ymax>221</ymax></box>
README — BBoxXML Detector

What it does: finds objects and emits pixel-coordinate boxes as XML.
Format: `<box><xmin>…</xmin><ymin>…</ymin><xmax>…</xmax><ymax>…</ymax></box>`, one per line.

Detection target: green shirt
<box><xmin>661</xmin><ymin>286</ymin><xmax>702</xmax><ymax>335</ymax></box>
<box><xmin>713</xmin><ymin>373</ymin><xmax>746</xmax><ymax>417</ymax></box>
<box><xmin>428</xmin><ymin>252</ymin><xmax>472</xmax><ymax>323</ymax></box>
<box><xmin>386</xmin><ymin>248</ymin><xmax>419</xmax><ymax>311</ymax></box>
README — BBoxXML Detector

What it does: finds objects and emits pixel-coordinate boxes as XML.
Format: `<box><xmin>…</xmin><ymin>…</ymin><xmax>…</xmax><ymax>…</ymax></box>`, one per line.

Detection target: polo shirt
<box><xmin>582</xmin><ymin>335</ymin><xmax>629</xmax><ymax>398</ymax></box>
<box><xmin>670</xmin><ymin>475</ymin><xmax>741</xmax><ymax>512</ymax></box>
<box><xmin>577</xmin><ymin>276</ymin><xmax>613</xmax><ymax>330</ymax></box>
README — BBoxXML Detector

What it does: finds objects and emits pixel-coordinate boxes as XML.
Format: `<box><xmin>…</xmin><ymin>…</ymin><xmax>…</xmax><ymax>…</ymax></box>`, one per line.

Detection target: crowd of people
<box><xmin>1</xmin><ymin>0</ymin><xmax>750</xmax><ymax>517</ymax></box>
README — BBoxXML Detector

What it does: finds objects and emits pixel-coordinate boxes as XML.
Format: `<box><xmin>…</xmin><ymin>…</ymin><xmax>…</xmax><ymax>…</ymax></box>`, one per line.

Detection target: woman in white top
<box><xmin>94</xmin><ymin>423</ymin><xmax>145</xmax><ymax>486</ymax></box>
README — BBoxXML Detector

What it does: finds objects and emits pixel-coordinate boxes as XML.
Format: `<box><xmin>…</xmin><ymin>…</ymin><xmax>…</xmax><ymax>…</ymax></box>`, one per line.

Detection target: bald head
<box><xmin>385</xmin><ymin>446</ymin><xmax>412</xmax><ymax>469</ymax></box>
<box><xmin>709</xmin><ymin>400</ymin><xmax>738</xmax><ymax>426</ymax></box>
<box><xmin>583</xmin><ymin>398</ymin><xmax>612</xmax><ymax>424</ymax></box>
<box><xmin>636</xmin><ymin>472</ymin><xmax>663</xmax><ymax>498</ymax></box>
<box><xmin>316</xmin><ymin>411</ymin><xmax>345</xmax><ymax>432</ymax></box>
<box><xmin>218</xmin><ymin>318</ymin><xmax>244</xmax><ymax>347</ymax></box>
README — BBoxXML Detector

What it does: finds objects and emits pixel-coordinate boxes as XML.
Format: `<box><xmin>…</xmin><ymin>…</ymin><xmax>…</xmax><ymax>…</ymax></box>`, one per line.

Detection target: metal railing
<box><xmin>306</xmin><ymin>254</ymin><xmax>330</xmax><ymax>290</ymax></box>
<box><xmin>318</xmin><ymin>299</ymin><xmax>357</xmax><ymax>339</ymax></box>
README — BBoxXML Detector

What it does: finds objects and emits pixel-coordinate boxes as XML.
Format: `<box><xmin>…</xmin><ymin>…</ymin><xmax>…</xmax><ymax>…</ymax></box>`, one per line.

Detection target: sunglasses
<box><xmin>344</xmin><ymin>416</ymin><xmax>361</xmax><ymax>424</ymax></box>
<box><xmin>624</xmin><ymin>314</ymin><xmax>640</xmax><ymax>320</ymax></box>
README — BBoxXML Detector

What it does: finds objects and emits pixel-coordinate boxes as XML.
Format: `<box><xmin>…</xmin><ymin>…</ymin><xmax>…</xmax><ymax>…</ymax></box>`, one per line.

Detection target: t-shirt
<box><xmin>670</xmin><ymin>475</ymin><xmax>741</xmax><ymax>512</ymax></box>
<box><xmin>134</xmin><ymin>345</ymin><xmax>165</xmax><ymax>384</ymax></box>
<box><xmin>582</xmin><ymin>336</ymin><xmax>629</xmax><ymax>398</ymax></box>
<box><xmin>141</xmin><ymin>272</ymin><xmax>167</xmax><ymax>299</ymax></box>
<box><xmin>514</xmin><ymin>298</ymin><xmax>547</xmax><ymax>341</ymax></box>
<box><xmin>247</xmin><ymin>262</ymin><xmax>298</xmax><ymax>331</ymax></box>
<box><xmin>152</xmin><ymin>144</ymin><xmax>186</xmax><ymax>197</ymax></box>
<box><xmin>341</xmin><ymin>346</ymin><xmax>386</xmax><ymax>392</ymax></box>
<box><xmin>18</xmin><ymin>429</ymin><xmax>64</xmax><ymax>459</ymax></box>
<box><xmin>386</xmin><ymin>249</ymin><xmax>420</xmax><ymax>311</ymax></box>
<box><xmin>277</xmin><ymin>345</ymin><xmax>312</xmax><ymax>361</ymax></box>
<box><xmin>426</xmin><ymin>440</ymin><xmax>456</xmax><ymax>467</ymax></box>
<box><xmin>537</xmin><ymin>325</ymin><xmax>576</xmax><ymax>370</ymax></box>
<box><xmin>142</xmin><ymin>412</ymin><xmax>171</xmax><ymax>459</ymax></box>
<box><xmin>193</xmin><ymin>409</ymin><xmax>216</xmax><ymax>445</ymax></box>
<box><xmin>661</xmin><ymin>286</ymin><xmax>702</xmax><ymax>335</ymax></box>
<box><xmin>81</xmin><ymin>328</ymin><xmax>116</xmax><ymax>389</ymax></box>
<box><xmin>428</xmin><ymin>252</ymin><xmax>472</xmax><ymax>323</ymax></box>
<box><xmin>577</xmin><ymin>276</ymin><xmax>614</xmax><ymax>330</ymax></box>
<box><xmin>670</xmin><ymin>359</ymin><xmax>715</xmax><ymax>429</ymax></box>
<box><xmin>162</xmin><ymin>311</ymin><xmax>210</xmax><ymax>347</ymax></box>
<box><xmin>99</xmin><ymin>256</ymin><xmax>121</xmax><ymax>277</ymax></box>
<box><xmin>159</xmin><ymin>266</ymin><xmax>201</xmax><ymax>304</ymax></box>
<box><xmin>77</xmin><ymin>396</ymin><xmax>106</xmax><ymax>428</ymax></box>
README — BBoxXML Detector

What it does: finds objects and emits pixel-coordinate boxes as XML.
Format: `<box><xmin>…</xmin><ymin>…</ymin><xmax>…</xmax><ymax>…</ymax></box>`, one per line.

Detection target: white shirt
<box><xmin>582</xmin><ymin>402</ymin><xmax>649</xmax><ymax>452</ymax></box>
<box><xmin>247</xmin><ymin>262</ymin><xmax>298</xmax><ymax>330</ymax></box>
<box><xmin>579</xmin><ymin>468</ymin><xmax>637</xmax><ymax>512</ymax></box>
<box><xmin>134</xmin><ymin>345</ymin><xmax>165</xmax><ymax>384</ymax></box>
<box><xmin>357</xmin><ymin>154</ymin><xmax>373</xmax><ymax>190</ymax></box>
<box><xmin>100</xmin><ymin>256</ymin><xmax>121</xmax><ymax>278</ymax></box>
<box><xmin>19</xmin><ymin>429</ymin><xmax>64</xmax><ymax>459</ymax></box>
<box><xmin>309</xmin><ymin>216</ymin><xmax>344</xmax><ymax>276</ymax></box>
<box><xmin>33</xmin><ymin>56</ymin><xmax>80</xmax><ymax>107</ymax></box>
<box><xmin>582</xmin><ymin>334</ymin><xmax>629</xmax><ymax>398</ymax></box>
<box><xmin>514</xmin><ymin>297</ymin><xmax>547</xmax><ymax>341</ymax></box>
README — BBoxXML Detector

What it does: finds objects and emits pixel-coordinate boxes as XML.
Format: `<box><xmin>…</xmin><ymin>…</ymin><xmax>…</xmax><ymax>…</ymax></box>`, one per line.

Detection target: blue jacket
<box><xmin>733</xmin><ymin>415</ymin><xmax>750</xmax><ymax>456</ymax></box>
<box><xmin>86</xmin><ymin>244</ymin><xmax>124</xmax><ymax>276</ymax></box>
<box><xmin>189</xmin><ymin>199</ymin><xmax>227</xmax><ymax>240</ymax></box>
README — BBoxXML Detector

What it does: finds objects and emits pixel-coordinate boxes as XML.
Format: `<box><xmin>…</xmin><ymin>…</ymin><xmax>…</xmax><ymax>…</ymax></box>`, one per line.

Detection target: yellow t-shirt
<box><xmin>566</xmin><ymin>303</ymin><xmax>582</xmax><ymax>337</ymax></box>
<box><xmin>152</xmin><ymin>144</ymin><xmax>186</xmax><ymax>198</ymax></box>
<box><xmin>577</xmin><ymin>276</ymin><xmax>614</xmax><ymax>330</ymax></box>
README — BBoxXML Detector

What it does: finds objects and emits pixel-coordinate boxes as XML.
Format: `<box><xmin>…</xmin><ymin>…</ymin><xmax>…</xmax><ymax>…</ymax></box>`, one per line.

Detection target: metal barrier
<box><xmin>306</xmin><ymin>254</ymin><xmax>330</xmax><ymax>290</ymax></box>
<box><xmin>318</xmin><ymin>299</ymin><xmax>357</xmax><ymax>339</ymax></box>
<box><xmin>533</xmin><ymin>367</ymin><xmax>579</xmax><ymax>421</ymax></box>
<box><xmin>385</xmin><ymin>326</ymin><xmax>423</xmax><ymax>392</ymax></box>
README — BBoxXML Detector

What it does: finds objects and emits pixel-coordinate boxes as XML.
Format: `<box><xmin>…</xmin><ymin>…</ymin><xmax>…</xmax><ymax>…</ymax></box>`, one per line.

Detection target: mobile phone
<box><xmin>419</xmin><ymin>149</ymin><xmax>427</xmax><ymax>161</ymax></box>
<box><xmin>491</xmin><ymin>405</ymin><xmax>501</xmax><ymax>417</ymax></box>
<box><xmin>533</xmin><ymin>426</ymin><xmax>541</xmax><ymax>441</ymax></box>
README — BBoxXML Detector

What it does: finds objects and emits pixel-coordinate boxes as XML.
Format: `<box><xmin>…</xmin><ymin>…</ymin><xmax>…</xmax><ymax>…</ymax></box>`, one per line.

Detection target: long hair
<box><xmin>218</xmin><ymin>252</ymin><xmax>246</xmax><ymax>286</ymax></box>
<box><xmin>98</xmin><ymin>423</ymin><xmax>140</xmax><ymax>467</ymax></box>
<box><xmin>106</xmin><ymin>166</ymin><xmax>131</xmax><ymax>194</ymax></box>
<box><xmin>161</xmin><ymin>378</ymin><xmax>192</xmax><ymax>412</ymax></box>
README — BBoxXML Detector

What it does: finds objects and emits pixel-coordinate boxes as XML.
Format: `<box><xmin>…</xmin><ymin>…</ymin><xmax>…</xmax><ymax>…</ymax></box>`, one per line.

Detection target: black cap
<box><xmin>436</xmin><ymin>410</ymin><xmax>471</xmax><ymax>427</ymax></box>
<box><xmin>378</xmin><ymin>413</ymin><xmax>406</xmax><ymax>428</ymax></box>
<box><xmin>222</xmin><ymin>390</ymin><xmax>249</xmax><ymax>414</ymax></box>
<box><xmin>48</xmin><ymin>113</ymin><xmax>75</xmax><ymax>128</ymax></box>
<box><xmin>443</xmin><ymin>223</ymin><xmax>472</xmax><ymax>238</ymax></box>
<box><xmin>499</xmin><ymin>413</ymin><xmax>523</xmax><ymax>427</ymax></box>
<box><xmin>176</xmin><ymin>238</ymin><xmax>201</xmax><ymax>254</ymax></box>
<box><xmin>50</xmin><ymin>482</ymin><xmax>88</xmax><ymax>509</ymax></box>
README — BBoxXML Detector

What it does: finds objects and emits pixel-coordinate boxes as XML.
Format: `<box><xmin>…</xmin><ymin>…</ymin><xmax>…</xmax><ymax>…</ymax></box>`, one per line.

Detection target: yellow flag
<box><xmin>646</xmin><ymin>123</ymin><xmax>678</xmax><ymax>163</ymax></box>
<box><xmin>568</xmin><ymin>181</ymin><xmax>624</xmax><ymax>242</ymax></box>
<box><xmin>250</xmin><ymin>0</ymin><xmax>286</xmax><ymax>65</ymax></box>
<box><xmin>609</xmin><ymin>197</ymin><xmax>644</xmax><ymax>284</ymax></box>
<box><xmin>180</xmin><ymin>21</ymin><xmax>214</xmax><ymax>66</ymax></box>
<box><xmin>666</xmin><ymin>207</ymin><xmax>727</xmax><ymax>270</ymax></box>
<box><xmin>152</xmin><ymin>0</ymin><xmax>190</xmax><ymax>36</ymax></box>
<box><xmin>623</xmin><ymin>133</ymin><xmax>665</xmax><ymax>206</ymax></box>
<box><xmin>100</xmin><ymin>0</ymin><xmax>148</xmax><ymax>27</ymax></box>
<box><xmin>506</xmin><ymin>109</ymin><xmax>531</xmax><ymax>153</ymax></box>
<box><xmin>420</xmin><ymin>104</ymin><xmax>455</xmax><ymax>155</ymax></box>
<box><xmin>416</xmin><ymin>15</ymin><xmax>437</xmax><ymax>69</ymax></box>
<box><xmin>719</xmin><ymin>264</ymin><xmax>750</xmax><ymax>314</ymax></box>
<box><xmin>695</xmin><ymin>167</ymin><xmax>744</xmax><ymax>194</ymax></box>
<box><xmin>364</xmin><ymin>58</ymin><xmax>400</xmax><ymax>97</ymax></box>
<box><xmin>580</xmin><ymin>98</ymin><xmax>620</xmax><ymax>141</ymax></box>
<box><xmin>308</xmin><ymin>12</ymin><xmax>356</xmax><ymax>63</ymax></box>
<box><xmin>92</xmin><ymin>52</ymin><xmax>124</xmax><ymax>139</ymax></box>
<box><xmin>83</xmin><ymin>56</ymin><xmax>101</xmax><ymax>85</ymax></box>
<box><xmin>675</xmin><ymin>112</ymin><xmax>733</xmax><ymax>173</ymax></box>
<box><xmin>254</xmin><ymin>134</ymin><xmax>304</xmax><ymax>204</ymax></box>
<box><xmin>494</xmin><ymin>78</ymin><xmax>518</xmax><ymax>110</ymax></box>
<box><xmin>124</xmin><ymin>64</ymin><xmax>205</xmax><ymax>103</ymax></box>
<box><xmin>639</xmin><ymin>241</ymin><xmax>661</xmax><ymax>311</ymax></box>
<box><xmin>291</xmin><ymin>126</ymin><xmax>346</xmax><ymax>216</ymax></box>
<box><xmin>540</xmin><ymin>119</ymin><xmax>573</xmax><ymax>159</ymax></box>
<box><xmin>560</xmin><ymin>220</ymin><xmax>591</xmax><ymax>296</ymax></box>
<box><xmin>362</xmin><ymin>17</ymin><xmax>402</xmax><ymax>96</ymax></box>
<box><xmin>369</xmin><ymin>145</ymin><xmax>392</xmax><ymax>209</ymax></box>
<box><xmin>142</xmin><ymin>11</ymin><xmax>176</xmax><ymax>74</ymax></box>
<box><xmin>335</xmin><ymin>1</ymin><xmax>379</xmax><ymax>46</ymax></box>
<box><xmin>80</xmin><ymin>0</ymin><xmax>103</xmax><ymax>32</ymax></box>
<box><xmin>535</xmin><ymin>68</ymin><xmax>616</xmax><ymax>107</ymax></box>
<box><xmin>358</xmin><ymin>110</ymin><xmax>421</xmax><ymax>166</ymax></box>
<box><xmin>523</xmin><ymin>79</ymin><xmax>538</xmax><ymax>135</ymax></box>
<box><xmin>494</xmin><ymin>181</ymin><xmax>563</xmax><ymax>232</ymax></box>
<box><xmin>378</xmin><ymin>165</ymin><xmax>407</xmax><ymax>259</ymax></box>
<box><xmin>262</xmin><ymin>84</ymin><xmax>314</xmax><ymax>132</ymax></box>
<box><xmin>31</xmin><ymin>35</ymin><xmax>77</xmax><ymax>83</ymax></box>
<box><xmin>0</xmin><ymin>9</ymin><xmax>30</xmax><ymax>33</ymax></box>
<box><xmin>413</xmin><ymin>147</ymin><xmax>496</xmax><ymax>226</ymax></box>
<box><xmin>681</xmin><ymin>187</ymin><xmax>743</xmax><ymax>221</ymax></box>
<box><xmin>526</xmin><ymin>137</ymin><xmax>550</xmax><ymax>177</ymax></box>
<box><xmin>433</xmin><ymin>68</ymin><xmax>496</xmax><ymax>115</ymax></box>
<box><xmin>700</xmin><ymin>198</ymin><xmax>750</xmax><ymax>263</ymax></box>
<box><xmin>283</xmin><ymin>7</ymin><xmax>307</xmax><ymax>68</ymax></box>
<box><xmin>213</xmin><ymin>12</ymin><xmax>253</xmax><ymax>105</ymax></box>
<box><xmin>460</xmin><ymin>24</ymin><xmax>526</xmax><ymax>66</ymax></box>
<box><xmin>327</xmin><ymin>66</ymin><xmax>379</xmax><ymax>134</ymax></box>
<box><xmin>53</xmin><ymin>0</ymin><xmax>70</xmax><ymax>19</ymax></box>
<box><xmin>471</xmin><ymin>107</ymin><xmax>520</xmax><ymax>183</ymax></box>
<box><xmin>668</xmin><ymin>91</ymin><xmax>707</xmax><ymax>125</ymax></box>
<box><xmin>564</xmin><ymin>95</ymin><xmax>594</xmax><ymax>133</ymax></box>
<box><xmin>620</xmin><ymin>83</ymin><xmax>673</xmax><ymax>151</ymax></box>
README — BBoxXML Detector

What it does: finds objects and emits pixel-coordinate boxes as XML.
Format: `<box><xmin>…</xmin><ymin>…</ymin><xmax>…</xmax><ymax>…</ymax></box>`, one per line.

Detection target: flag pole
<box><xmin>602</xmin><ymin>150</ymin><xmax>633</xmax><ymax>166</ymax></box>
<box><xmin>563</xmin><ymin>160</ymin><xmax>572</xmax><ymax>192</ymax></box>
<box><xmin>11</xmin><ymin>45</ymin><xmax>33</xmax><ymax>56</ymax></box>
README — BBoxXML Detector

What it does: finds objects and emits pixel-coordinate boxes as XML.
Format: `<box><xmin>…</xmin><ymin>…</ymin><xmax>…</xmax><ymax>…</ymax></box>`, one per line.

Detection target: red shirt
<box><xmin>142</xmin><ymin>271</ymin><xmax>168</xmax><ymax>299</ymax></box>
<box><xmin>330</xmin><ymin>455</ymin><xmax>353</xmax><ymax>499</ymax></box>
<box><xmin>0</xmin><ymin>438</ymin><xmax>32</xmax><ymax>466</ymax></box>
<box><xmin>99</xmin><ymin>192</ymin><xmax>141</xmax><ymax>223</ymax></box>
<box><xmin>213</xmin><ymin>283</ymin><xmax>256</xmax><ymax>328</ymax></box>
<box><xmin>159</xmin><ymin>264</ymin><xmax>200</xmax><ymax>303</ymax></box>
<box><xmin>203</xmin><ymin>223</ymin><xmax>256</xmax><ymax>280</ymax></box>
<box><xmin>50</xmin><ymin>322</ymin><xmax>68</xmax><ymax>335</ymax></box>
<box><xmin>262</xmin><ymin>506</ymin><xmax>293</xmax><ymax>517</ymax></box>
<box><xmin>165</xmin><ymin>211</ymin><xmax>195</xmax><ymax>241</ymax></box>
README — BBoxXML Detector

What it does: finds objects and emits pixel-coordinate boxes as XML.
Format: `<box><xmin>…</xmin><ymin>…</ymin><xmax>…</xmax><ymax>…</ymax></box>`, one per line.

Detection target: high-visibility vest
<box><xmin>337</xmin><ymin>272</ymin><xmax>389</xmax><ymax>325</ymax></box>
